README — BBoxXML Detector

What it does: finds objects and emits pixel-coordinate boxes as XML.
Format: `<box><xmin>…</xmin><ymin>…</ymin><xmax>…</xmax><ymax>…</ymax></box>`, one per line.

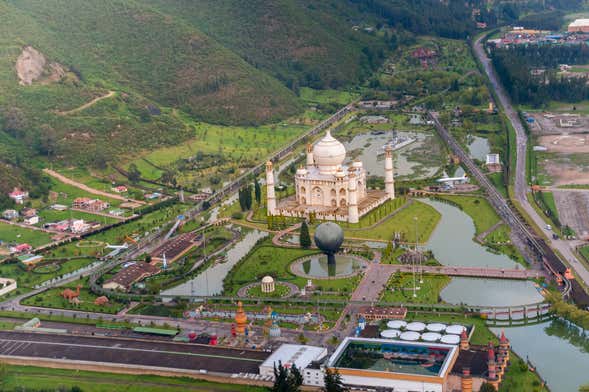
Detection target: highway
<box><xmin>472</xmin><ymin>34</ymin><xmax>589</xmax><ymax>292</ymax></box>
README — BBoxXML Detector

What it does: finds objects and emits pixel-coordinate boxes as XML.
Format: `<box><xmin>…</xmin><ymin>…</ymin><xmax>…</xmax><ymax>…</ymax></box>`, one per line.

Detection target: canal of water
<box><xmin>160</xmin><ymin>229</ymin><xmax>268</xmax><ymax>297</ymax></box>
<box><xmin>423</xmin><ymin>199</ymin><xmax>588</xmax><ymax>391</ymax></box>
<box><xmin>467</xmin><ymin>135</ymin><xmax>491</xmax><ymax>161</ymax></box>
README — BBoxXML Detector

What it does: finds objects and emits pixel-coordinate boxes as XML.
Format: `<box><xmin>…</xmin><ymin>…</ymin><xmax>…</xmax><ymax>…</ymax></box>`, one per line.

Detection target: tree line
<box><xmin>491</xmin><ymin>44</ymin><xmax>589</xmax><ymax>107</ymax></box>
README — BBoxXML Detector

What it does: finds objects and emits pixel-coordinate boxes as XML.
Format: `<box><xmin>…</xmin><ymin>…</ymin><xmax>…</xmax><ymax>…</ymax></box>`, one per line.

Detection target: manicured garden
<box><xmin>246</xmin><ymin>283</ymin><xmax>290</xmax><ymax>298</ymax></box>
<box><xmin>223</xmin><ymin>241</ymin><xmax>361</xmax><ymax>297</ymax></box>
<box><xmin>380</xmin><ymin>273</ymin><xmax>451</xmax><ymax>304</ymax></box>
<box><xmin>344</xmin><ymin>199</ymin><xmax>441</xmax><ymax>243</ymax></box>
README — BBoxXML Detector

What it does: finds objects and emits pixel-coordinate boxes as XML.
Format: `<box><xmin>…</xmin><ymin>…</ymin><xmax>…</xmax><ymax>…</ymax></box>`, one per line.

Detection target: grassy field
<box><xmin>0</xmin><ymin>365</ymin><xmax>266</xmax><ymax>392</ymax></box>
<box><xmin>344</xmin><ymin>200</ymin><xmax>441</xmax><ymax>243</ymax></box>
<box><xmin>0</xmin><ymin>222</ymin><xmax>53</xmax><ymax>247</ymax></box>
<box><xmin>300</xmin><ymin>87</ymin><xmax>359</xmax><ymax>105</ymax></box>
<box><xmin>0</xmin><ymin>257</ymin><xmax>95</xmax><ymax>289</ymax></box>
<box><xmin>380</xmin><ymin>273</ymin><xmax>451</xmax><ymax>304</ymax></box>
<box><xmin>22</xmin><ymin>279</ymin><xmax>126</xmax><ymax>314</ymax></box>
<box><xmin>434</xmin><ymin>195</ymin><xmax>501</xmax><ymax>236</ymax></box>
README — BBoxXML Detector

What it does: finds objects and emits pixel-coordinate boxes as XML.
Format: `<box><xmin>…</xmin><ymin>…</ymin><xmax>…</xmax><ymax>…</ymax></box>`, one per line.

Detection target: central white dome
<box><xmin>313</xmin><ymin>130</ymin><xmax>346</xmax><ymax>174</ymax></box>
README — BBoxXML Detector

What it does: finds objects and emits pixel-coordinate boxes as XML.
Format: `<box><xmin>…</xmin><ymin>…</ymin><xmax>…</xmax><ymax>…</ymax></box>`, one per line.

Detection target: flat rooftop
<box><xmin>328</xmin><ymin>337</ymin><xmax>457</xmax><ymax>378</ymax></box>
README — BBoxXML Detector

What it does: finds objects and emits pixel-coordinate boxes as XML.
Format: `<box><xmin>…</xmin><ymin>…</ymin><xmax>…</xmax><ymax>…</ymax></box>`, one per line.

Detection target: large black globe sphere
<box><xmin>314</xmin><ymin>222</ymin><xmax>344</xmax><ymax>254</ymax></box>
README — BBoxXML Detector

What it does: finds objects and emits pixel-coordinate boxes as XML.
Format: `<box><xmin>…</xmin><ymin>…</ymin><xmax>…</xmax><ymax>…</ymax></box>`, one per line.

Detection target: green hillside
<box><xmin>146</xmin><ymin>0</ymin><xmax>389</xmax><ymax>89</ymax></box>
<box><xmin>0</xmin><ymin>0</ymin><xmax>303</xmax><ymax>166</ymax></box>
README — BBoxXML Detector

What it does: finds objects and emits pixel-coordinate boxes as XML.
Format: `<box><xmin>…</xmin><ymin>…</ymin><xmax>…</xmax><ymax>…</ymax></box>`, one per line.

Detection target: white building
<box><xmin>259</xmin><ymin>344</ymin><xmax>328</xmax><ymax>380</ymax></box>
<box><xmin>326</xmin><ymin>337</ymin><xmax>459</xmax><ymax>392</ymax></box>
<box><xmin>23</xmin><ymin>216</ymin><xmax>39</xmax><ymax>225</ymax></box>
<box><xmin>267</xmin><ymin>130</ymin><xmax>394</xmax><ymax>223</ymax></box>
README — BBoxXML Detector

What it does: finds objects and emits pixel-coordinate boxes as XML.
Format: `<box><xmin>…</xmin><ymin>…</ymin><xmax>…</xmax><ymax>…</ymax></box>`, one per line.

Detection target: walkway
<box><xmin>43</xmin><ymin>169</ymin><xmax>146</xmax><ymax>205</ymax></box>
<box><xmin>56</xmin><ymin>91</ymin><xmax>115</xmax><ymax>115</ymax></box>
<box><xmin>476</xmin><ymin>221</ymin><xmax>504</xmax><ymax>244</ymax></box>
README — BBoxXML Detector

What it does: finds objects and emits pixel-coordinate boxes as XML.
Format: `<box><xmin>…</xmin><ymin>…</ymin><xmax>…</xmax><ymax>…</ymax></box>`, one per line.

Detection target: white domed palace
<box><xmin>266</xmin><ymin>130</ymin><xmax>395</xmax><ymax>223</ymax></box>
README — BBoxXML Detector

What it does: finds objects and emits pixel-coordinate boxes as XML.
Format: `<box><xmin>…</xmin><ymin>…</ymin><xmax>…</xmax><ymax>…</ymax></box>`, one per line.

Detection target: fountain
<box><xmin>313</xmin><ymin>222</ymin><xmax>344</xmax><ymax>265</ymax></box>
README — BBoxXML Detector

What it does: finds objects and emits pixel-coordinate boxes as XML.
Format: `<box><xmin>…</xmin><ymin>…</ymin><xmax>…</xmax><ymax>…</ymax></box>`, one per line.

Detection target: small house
<box><xmin>23</xmin><ymin>216</ymin><xmax>39</xmax><ymax>225</ymax></box>
<box><xmin>2</xmin><ymin>209</ymin><xmax>18</xmax><ymax>220</ymax></box>
<box><xmin>8</xmin><ymin>188</ymin><xmax>28</xmax><ymax>205</ymax></box>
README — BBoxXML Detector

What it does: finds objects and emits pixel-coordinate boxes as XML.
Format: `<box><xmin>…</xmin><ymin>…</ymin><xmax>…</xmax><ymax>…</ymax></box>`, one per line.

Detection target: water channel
<box><xmin>161</xmin><ymin>229</ymin><xmax>268</xmax><ymax>297</ymax></box>
<box><xmin>491</xmin><ymin>320</ymin><xmax>589</xmax><ymax>392</ymax></box>
<box><xmin>422</xmin><ymin>199</ymin><xmax>586</xmax><ymax>391</ymax></box>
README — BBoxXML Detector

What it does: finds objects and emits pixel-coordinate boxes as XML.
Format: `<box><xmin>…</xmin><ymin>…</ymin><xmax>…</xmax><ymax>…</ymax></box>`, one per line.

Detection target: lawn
<box><xmin>223</xmin><ymin>241</ymin><xmax>361</xmax><ymax>297</ymax></box>
<box><xmin>22</xmin><ymin>279</ymin><xmax>126</xmax><ymax>314</ymax></box>
<box><xmin>434</xmin><ymin>195</ymin><xmax>501</xmax><ymax>236</ymax></box>
<box><xmin>0</xmin><ymin>365</ymin><xmax>265</xmax><ymax>392</ymax></box>
<box><xmin>0</xmin><ymin>222</ymin><xmax>53</xmax><ymax>247</ymax></box>
<box><xmin>0</xmin><ymin>258</ymin><xmax>95</xmax><ymax>289</ymax></box>
<box><xmin>344</xmin><ymin>200</ymin><xmax>441</xmax><ymax>243</ymax></box>
<box><xmin>380</xmin><ymin>273</ymin><xmax>451</xmax><ymax>304</ymax></box>
<box><xmin>126</xmin><ymin>121</ymin><xmax>309</xmax><ymax>182</ymax></box>
<box><xmin>37</xmin><ymin>208</ymin><xmax>119</xmax><ymax>226</ymax></box>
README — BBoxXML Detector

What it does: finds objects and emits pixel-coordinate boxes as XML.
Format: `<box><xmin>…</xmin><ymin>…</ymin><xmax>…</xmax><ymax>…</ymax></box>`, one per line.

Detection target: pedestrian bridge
<box><xmin>381</xmin><ymin>264</ymin><xmax>541</xmax><ymax>280</ymax></box>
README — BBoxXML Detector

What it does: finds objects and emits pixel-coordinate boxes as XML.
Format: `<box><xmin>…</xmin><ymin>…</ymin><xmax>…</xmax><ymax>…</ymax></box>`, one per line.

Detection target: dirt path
<box><xmin>56</xmin><ymin>90</ymin><xmax>115</xmax><ymax>115</ymax></box>
<box><xmin>43</xmin><ymin>168</ymin><xmax>145</xmax><ymax>204</ymax></box>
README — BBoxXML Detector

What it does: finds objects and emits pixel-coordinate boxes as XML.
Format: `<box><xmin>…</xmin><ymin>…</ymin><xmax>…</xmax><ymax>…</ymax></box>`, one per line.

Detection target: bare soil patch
<box><xmin>538</xmin><ymin>134</ymin><xmax>589</xmax><ymax>153</ymax></box>
<box><xmin>541</xmin><ymin>158</ymin><xmax>589</xmax><ymax>186</ymax></box>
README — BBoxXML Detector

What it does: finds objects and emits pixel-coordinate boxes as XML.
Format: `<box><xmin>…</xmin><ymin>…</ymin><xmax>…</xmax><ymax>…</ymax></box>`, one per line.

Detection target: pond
<box><xmin>292</xmin><ymin>254</ymin><xmax>363</xmax><ymax>278</ymax></box>
<box><xmin>467</xmin><ymin>135</ymin><xmax>490</xmax><ymax>161</ymax></box>
<box><xmin>342</xmin><ymin>130</ymin><xmax>443</xmax><ymax>179</ymax></box>
<box><xmin>440</xmin><ymin>277</ymin><xmax>544</xmax><ymax>307</ymax></box>
<box><xmin>421</xmin><ymin>199</ymin><xmax>517</xmax><ymax>269</ymax></box>
<box><xmin>161</xmin><ymin>229</ymin><xmax>268</xmax><ymax>297</ymax></box>
<box><xmin>491</xmin><ymin>319</ymin><xmax>589</xmax><ymax>392</ymax></box>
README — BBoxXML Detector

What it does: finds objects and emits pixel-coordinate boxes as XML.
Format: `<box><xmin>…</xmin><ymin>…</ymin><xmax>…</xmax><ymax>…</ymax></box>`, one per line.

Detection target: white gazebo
<box><xmin>261</xmin><ymin>276</ymin><xmax>275</xmax><ymax>293</ymax></box>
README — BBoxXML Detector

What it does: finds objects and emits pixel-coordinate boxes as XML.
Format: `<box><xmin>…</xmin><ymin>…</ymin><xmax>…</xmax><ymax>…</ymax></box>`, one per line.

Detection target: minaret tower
<box><xmin>266</xmin><ymin>161</ymin><xmax>277</xmax><ymax>216</ymax></box>
<box><xmin>348</xmin><ymin>172</ymin><xmax>359</xmax><ymax>224</ymax></box>
<box><xmin>487</xmin><ymin>344</ymin><xmax>499</xmax><ymax>390</ymax></box>
<box><xmin>384</xmin><ymin>144</ymin><xmax>395</xmax><ymax>199</ymax></box>
<box><xmin>461</xmin><ymin>367</ymin><xmax>473</xmax><ymax>392</ymax></box>
<box><xmin>306</xmin><ymin>143</ymin><xmax>314</xmax><ymax>168</ymax></box>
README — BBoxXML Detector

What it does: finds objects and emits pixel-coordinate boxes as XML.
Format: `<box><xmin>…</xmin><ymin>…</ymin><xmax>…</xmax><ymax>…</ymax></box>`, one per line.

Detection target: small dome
<box><xmin>335</xmin><ymin>167</ymin><xmax>346</xmax><ymax>178</ymax></box>
<box><xmin>352</xmin><ymin>160</ymin><xmax>363</xmax><ymax>168</ymax></box>
<box><xmin>296</xmin><ymin>167</ymin><xmax>308</xmax><ymax>176</ymax></box>
<box><xmin>262</xmin><ymin>276</ymin><xmax>274</xmax><ymax>284</ymax></box>
<box><xmin>313</xmin><ymin>130</ymin><xmax>346</xmax><ymax>174</ymax></box>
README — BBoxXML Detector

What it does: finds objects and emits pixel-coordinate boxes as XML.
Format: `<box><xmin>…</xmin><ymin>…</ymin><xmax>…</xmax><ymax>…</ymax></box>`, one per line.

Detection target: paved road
<box><xmin>473</xmin><ymin>34</ymin><xmax>589</xmax><ymax>288</ymax></box>
<box><xmin>0</xmin><ymin>330</ymin><xmax>267</xmax><ymax>374</ymax></box>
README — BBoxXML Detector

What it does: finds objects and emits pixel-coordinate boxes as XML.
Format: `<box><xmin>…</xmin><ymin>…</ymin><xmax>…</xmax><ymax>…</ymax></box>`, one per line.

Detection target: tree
<box><xmin>272</xmin><ymin>361</ymin><xmax>302</xmax><ymax>392</ymax></box>
<box><xmin>254</xmin><ymin>178</ymin><xmax>261</xmax><ymax>205</ymax></box>
<box><xmin>300</xmin><ymin>221</ymin><xmax>311</xmax><ymax>249</ymax></box>
<box><xmin>322</xmin><ymin>368</ymin><xmax>348</xmax><ymax>392</ymax></box>
<box><xmin>579</xmin><ymin>384</ymin><xmax>589</xmax><ymax>392</ymax></box>
<box><xmin>479</xmin><ymin>383</ymin><xmax>496</xmax><ymax>392</ymax></box>
<box><xmin>127</xmin><ymin>163</ymin><xmax>141</xmax><ymax>184</ymax></box>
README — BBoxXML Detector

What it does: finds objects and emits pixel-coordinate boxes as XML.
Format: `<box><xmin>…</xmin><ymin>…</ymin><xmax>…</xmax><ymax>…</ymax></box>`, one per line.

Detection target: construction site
<box><xmin>528</xmin><ymin>112</ymin><xmax>589</xmax><ymax>236</ymax></box>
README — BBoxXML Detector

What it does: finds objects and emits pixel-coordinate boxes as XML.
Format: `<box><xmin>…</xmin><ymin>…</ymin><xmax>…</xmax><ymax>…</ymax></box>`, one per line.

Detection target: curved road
<box><xmin>473</xmin><ymin>34</ymin><xmax>589</xmax><ymax>288</ymax></box>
